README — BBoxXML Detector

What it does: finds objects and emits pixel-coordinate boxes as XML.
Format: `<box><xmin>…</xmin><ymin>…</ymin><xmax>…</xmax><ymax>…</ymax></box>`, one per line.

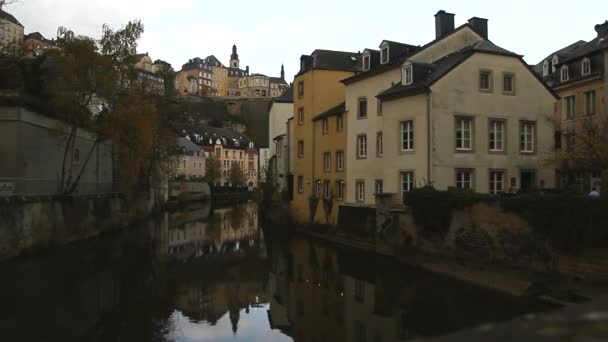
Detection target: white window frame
<box><xmin>324</xmin><ymin>180</ymin><xmax>331</xmax><ymax>199</ymax></box>
<box><xmin>400</xmin><ymin>171</ymin><xmax>414</xmax><ymax>200</ymax></box>
<box><xmin>400</xmin><ymin>120</ymin><xmax>414</xmax><ymax>151</ymax></box>
<box><xmin>335</xmin><ymin>180</ymin><xmax>344</xmax><ymax>200</ymax></box>
<box><xmin>560</xmin><ymin>65</ymin><xmax>569</xmax><ymax>82</ymax></box>
<box><xmin>376</xmin><ymin>131</ymin><xmax>383</xmax><ymax>157</ymax></box>
<box><xmin>297</xmin><ymin>176</ymin><xmax>304</xmax><ymax>193</ymax></box>
<box><xmin>355</xmin><ymin>181</ymin><xmax>365</xmax><ymax>202</ymax></box>
<box><xmin>298</xmin><ymin>108</ymin><xmax>304</xmax><ymax>125</ymax></box>
<box><xmin>337</xmin><ymin>114</ymin><xmax>343</xmax><ymax>131</ymax></box>
<box><xmin>336</xmin><ymin>151</ymin><xmax>344</xmax><ymax>171</ymax></box>
<box><xmin>358</xmin><ymin>97</ymin><xmax>368</xmax><ymax>119</ymax></box>
<box><xmin>552</xmin><ymin>55</ymin><xmax>559</xmax><ymax>72</ymax></box>
<box><xmin>520</xmin><ymin>121</ymin><xmax>536</xmax><ymax>153</ymax></box>
<box><xmin>402</xmin><ymin>64</ymin><xmax>413</xmax><ymax>85</ymax></box>
<box><xmin>489</xmin><ymin>120</ymin><xmax>505</xmax><ymax>152</ymax></box>
<box><xmin>323</xmin><ymin>152</ymin><xmax>331</xmax><ymax>172</ymax></box>
<box><xmin>322</xmin><ymin>118</ymin><xmax>328</xmax><ymax>134</ymax></box>
<box><xmin>357</xmin><ymin>135</ymin><xmax>367</xmax><ymax>159</ymax></box>
<box><xmin>315</xmin><ymin>180</ymin><xmax>322</xmax><ymax>198</ymax></box>
<box><xmin>455</xmin><ymin>117</ymin><xmax>473</xmax><ymax>151</ymax></box>
<box><xmin>456</xmin><ymin>169</ymin><xmax>473</xmax><ymax>190</ymax></box>
<box><xmin>362</xmin><ymin>53</ymin><xmax>371</xmax><ymax>71</ymax></box>
<box><xmin>380</xmin><ymin>43</ymin><xmax>389</xmax><ymax>64</ymax></box>
<box><xmin>297</xmin><ymin>140</ymin><xmax>304</xmax><ymax>158</ymax></box>
<box><xmin>375</xmin><ymin>179</ymin><xmax>383</xmax><ymax>195</ymax></box>
<box><xmin>489</xmin><ymin>170</ymin><xmax>505</xmax><ymax>194</ymax></box>
<box><xmin>542</xmin><ymin>60</ymin><xmax>549</xmax><ymax>77</ymax></box>
<box><xmin>581</xmin><ymin>58</ymin><xmax>591</xmax><ymax>76</ymax></box>
<box><xmin>565</xmin><ymin>95</ymin><xmax>576</xmax><ymax>120</ymax></box>
<box><xmin>585</xmin><ymin>91</ymin><xmax>596</xmax><ymax>116</ymax></box>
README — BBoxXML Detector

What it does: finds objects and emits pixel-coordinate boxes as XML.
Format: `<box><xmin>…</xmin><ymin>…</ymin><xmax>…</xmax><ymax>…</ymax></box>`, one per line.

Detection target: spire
<box><xmin>280</xmin><ymin>64</ymin><xmax>285</xmax><ymax>80</ymax></box>
<box><xmin>231</xmin><ymin>44</ymin><xmax>239</xmax><ymax>60</ymax></box>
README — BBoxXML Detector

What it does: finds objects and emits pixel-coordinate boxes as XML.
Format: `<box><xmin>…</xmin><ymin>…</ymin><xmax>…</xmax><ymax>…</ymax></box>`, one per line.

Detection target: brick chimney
<box><xmin>435</xmin><ymin>10</ymin><xmax>455</xmax><ymax>39</ymax></box>
<box><xmin>468</xmin><ymin>17</ymin><xmax>488</xmax><ymax>39</ymax></box>
<box><xmin>595</xmin><ymin>21</ymin><xmax>608</xmax><ymax>37</ymax></box>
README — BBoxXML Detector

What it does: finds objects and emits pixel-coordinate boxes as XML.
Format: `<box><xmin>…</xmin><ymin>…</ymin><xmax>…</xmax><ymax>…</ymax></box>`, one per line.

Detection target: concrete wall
<box><xmin>0</xmin><ymin>107</ymin><xmax>114</xmax><ymax>196</ymax></box>
<box><xmin>0</xmin><ymin>195</ymin><xmax>127</xmax><ymax>261</ymax></box>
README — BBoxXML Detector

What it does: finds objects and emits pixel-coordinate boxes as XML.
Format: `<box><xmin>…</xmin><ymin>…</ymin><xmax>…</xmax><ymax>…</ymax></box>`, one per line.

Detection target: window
<box><xmin>354</xmin><ymin>280</ymin><xmax>365</xmax><ymax>302</ymax></box>
<box><xmin>376</xmin><ymin>131</ymin><xmax>383</xmax><ymax>156</ymax></box>
<box><xmin>362</xmin><ymin>53</ymin><xmax>370</xmax><ymax>71</ymax></box>
<box><xmin>566</xmin><ymin>134</ymin><xmax>576</xmax><ymax>152</ymax></box>
<box><xmin>322</xmin><ymin>118</ymin><xmax>329</xmax><ymax>134</ymax></box>
<box><xmin>336</xmin><ymin>151</ymin><xmax>344</xmax><ymax>171</ymax></box>
<box><xmin>400</xmin><ymin>120</ymin><xmax>414</xmax><ymax>151</ymax></box>
<box><xmin>323</xmin><ymin>152</ymin><xmax>331</xmax><ymax>172</ymax></box>
<box><xmin>400</xmin><ymin>171</ymin><xmax>414</xmax><ymax>199</ymax></box>
<box><xmin>479</xmin><ymin>71</ymin><xmax>491</xmax><ymax>91</ymax></box>
<box><xmin>298</xmin><ymin>81</ymin><xmax>304</xmax><ymax>97</ymax></box>
<box><xmin>402</xmin><ymin>64</ymin><xmax>413</xmax><ymax>85</ymax></box>
<box><xmin>354</xmin><ymin>320</ymin><xmax>366</xmax><ymax>342</ymax></box>
<box><xmin>520</xmin><ymin>121</ymin><xmax>536</xmax><ymax>153</ymax></box>
<box><xmin>489</xmin><ymin>120</ymin><xmax>505</xmax><ymax>152</ymax></box>
<box><xmin>375</xmin><ymin>180</ymin><xmax>383</xmax><ymax>195</ymax></box>
<box><xmin>337</xmin><ymin>114</ymin><xmax>344</xmax><ymax>131</ymax></box>
<box><xmin>335</xmin><ymin>180</ymin><xmax>344</xmax><ymax>200</ymax></box>
<box><xmin>455</xmin><ymin>117</ymin><xmax>473</xmax><ymax>151</ymax></box>
<box><xmin>565</xmin><ymin>96</ymin><xmax>576</xmax><ymax>120</ymax></box>
<box><xmin>456</xmin><ymin>169</ymin><xmax>473</xmax><ymax>190</ymax></box>
<box><xmin>355</xmin><ymin>181</ymin><xmax>365</xmax><ymax>202</ymax></box>
<box><xmin>560</xmin><ymin>65</ymin><xmax>569</xmax><ymax>82</ymax></box>
<box><xmin>542</xmin><ymin>60</ymin><xmax>549</xmax><ymax>77</ymax></box>
<box><xmin>297</xmin><ymin>140</ymin><xmax>304</xmax><ymax>158</ymax></box>
<box><xmin>298</xmin><ymin>107</ymin><xmax>304</xmax><ymax>125</ymax></box>
<box><xmin>357</xmin><ymin>135</ymin><xmax>367</xmax><ymax>159</ymax></box>
<box><xmin>297</xmin><ymin>176</ymin><xmax>304</xmax><ymax>193</ymax></box>
<box><xmin>315</xmin><ymin>180</ymin><xmax>322</xmax><ymax>198</ymax></box>
<box><xmin>380</xmin><ymin>45</ymin><xmax>389</xmax><ymax>64</ymax></box>
<box><xmin>503</xmin><ymin>73</ymin><xmax>514</xmax><ymax>94</ymax></box>
<box><xmin>358</xmin><ymin>97</ymin><xmax>368</xmax><ymax>119</ymax></box>
<box><xmin>585</xmin><ymin>91</ymin><xmax>595</xmax><ymax>115</ymax></box>
<box><xmin>552</xmin><ymin>55</ymin><xmax>559</xmax><ymax>72</ymax></box>
<box><xmin>377</xmin><ymin>99</ymin><xmax>382</xmax><ymax>116</ymax></box>
<box><xmin>582</xmin><ymin>58</ymin><xmax>591</xmax><ymax>76</ymax></box>
<box><xmin>225</xmin><ymin>151</ymin><xmax>229</xmax><ymax>158</ymax></box>
<box><xmin>324</xmin><ymin>180</ymin><xmax>331</xmax><ymax>199</ymax></box>
<box><xmin>489</xmin><ymin>170</ymin><xmax>505</xmax><ymax>194</ymax></box>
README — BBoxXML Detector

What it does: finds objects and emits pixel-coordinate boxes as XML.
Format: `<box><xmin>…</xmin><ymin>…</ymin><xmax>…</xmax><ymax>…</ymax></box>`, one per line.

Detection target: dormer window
<box><xmin>551</xmin><ymin>55</ymin><xmax>559</xmax><ymax>73</ymax></box>
<box><xmin>560</xmin><ymin>65</ymin><xmax>569</xmax><ymax>82</ymax></box>
<box><xmin>402</xmin><ymin>63</ymin><xmax>413</xmax><ymax>85</ymax></box>
<box><xmin>380</xmin><ymin>43</ymin><xmax>389</xmax><ymax>64</ymax></box>
<box><xmin>542</xmin><ymin>60</ymin><xmax>549</xmax><ymax>77</ymax></box>
<box><xmin>581</xmin><ymin>58</ymin><xmax>591</xmax><ymax>76</ymax></box>
<box><xmin>362</xmin><ymin>53</ymin><xmax>371</xmax><ymax>71</ymax></box>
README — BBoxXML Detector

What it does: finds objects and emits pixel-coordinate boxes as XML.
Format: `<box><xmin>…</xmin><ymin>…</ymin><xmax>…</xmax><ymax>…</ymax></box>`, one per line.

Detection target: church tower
<box><xmin>230</xmin><ymin>44</ymin><xmax>240</xmax><ymax>69</ymax></box>
<box><xmin>280</xmin><ymin>64</ymin><xmax>285</xmax><ymax>80</ymax></box>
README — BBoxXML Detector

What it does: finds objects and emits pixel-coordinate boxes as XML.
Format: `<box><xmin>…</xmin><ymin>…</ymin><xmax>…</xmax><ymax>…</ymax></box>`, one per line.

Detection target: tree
<box><xmin>205</xmin><ymin>154</ymin><xmax>222</xmax><ymax>185</ymax></box>
<box><xmin>229</xmin><ymin>162</ymin><xmax>245</xmax><ymax>187</ymax></box>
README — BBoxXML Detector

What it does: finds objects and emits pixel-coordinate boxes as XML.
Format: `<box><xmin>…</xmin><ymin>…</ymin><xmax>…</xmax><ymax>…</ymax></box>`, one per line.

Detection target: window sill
<box><xmin>455</xmin><ymin>149</ymin><xmax>474</xmax><ymax>153</ymax></box>
<box><xmin>399</xmin><ymin>150</ymin><xmax>415</xmax><ymax>155</ymax></box>
<box><xmin>479</xmin><ymin>89</ymin><xmax>493</xmax><ymax>93</ymax></box>
<box><xmin>357</xmin><ymin>116</ymin><xmax>368</xmax><ymax>120</ymax></box>
<box><xmin>519</xmin><ymin>151</ymin><xmax>536</xmax><ymax>155</ymax></box>
<box><xmin>502</xmin><ymin>91</ymin><xmax>515</xmax><ymax>96</ymax></box>
<box><xmin>356</xmin><ymin>156</ymin><xmax>367</xmax><ymax>160</ymax></box>
<box><xmin>488</xmin><ymin>150</ymin><xmax>507</xmax><ymax>155</ymax></box>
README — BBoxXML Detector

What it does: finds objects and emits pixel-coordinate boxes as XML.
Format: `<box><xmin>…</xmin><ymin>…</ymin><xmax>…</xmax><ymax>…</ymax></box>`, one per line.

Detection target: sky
<box><xmin>6</xmin><ymin>0</ymin><xmax>608</xmax><ymax>81</ymax></box>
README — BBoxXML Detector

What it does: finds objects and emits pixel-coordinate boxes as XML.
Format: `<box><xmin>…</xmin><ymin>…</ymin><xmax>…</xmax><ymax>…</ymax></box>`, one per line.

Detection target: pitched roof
<box><xmin>205</xmin><ymin>55</ymin><xmax>225</xmax><ymax>68</ymax></box>
<box><xmin>312</xmin><ymin>102</ymin><xmax>345</xmax><ymax>121</ymax></box>
<box><xmin>176</xmin><ymin>136</ymin><xmax>201</xmax><ymax>153</ymax></box>
<box><xmin>273</xmin><ymin>85</ymin><xmax>293</xmax><ymax>103</ymax></box>
<box><xmin>179</xmin><ymin>125</ymin><xmax>255</xmax><ymax>150</ymax></box>
<box><xmin>297</xmin><ymin>49</ymin><xmax>361</xmax><ymax>76</ymax></box>
<box><xmin>560</xmin><ymin>35</ymin><xmax>608</xmax><ymax>64</ymax></box>
<box><xmin>342</xmin><ymin>43</ymin><xmax>420</xmax><ymax>85</ymax></box>
<box><xmin>0</xmin><ymin>9</ymin><xmax>23</xmax><ymax>27</ymax></box>
<box><xmin>534</xmin><ymin>40</ymin><xmax>587</xmax><ymax>69</ymax></box>
<box><xmin>269</xmin><ymin>77</ymin><xmax>287</xmax><ymax>85</ymax></box>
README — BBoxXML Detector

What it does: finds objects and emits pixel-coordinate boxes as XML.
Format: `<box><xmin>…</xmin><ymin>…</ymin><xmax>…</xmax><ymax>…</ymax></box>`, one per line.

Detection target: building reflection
<box><xmin>267</xmin><ymin>237</ymin><xmax>555</xmax><ymax>342</ymax></box>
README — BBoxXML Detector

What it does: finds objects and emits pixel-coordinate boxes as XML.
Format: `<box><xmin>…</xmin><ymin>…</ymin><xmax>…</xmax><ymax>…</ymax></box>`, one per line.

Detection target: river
<box><xmin>0</xmin><ymin>201</ymin><xmax>558</xmax><ymax>341</ymax></box>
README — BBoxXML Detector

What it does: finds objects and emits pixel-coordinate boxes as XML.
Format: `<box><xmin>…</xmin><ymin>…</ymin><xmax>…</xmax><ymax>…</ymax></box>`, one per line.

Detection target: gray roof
<box><xmin>270</xmin><ymin>77</ymin><xmax>288</xmax><ymax>85</ymax></box>
<box><xmin>205</xmin><ymin>55</ymin><xmax>225</xmax><ymax>68</ymax></box>
<box><xmin>312</xmin><ymin>102</ymin><xmax>345</xmax><ymax>121</ymax></box>
<box><xmin>298</xmin><ymin>49</ymin><xmax>362</xmax><ymax>76</ymax></box>
<box><xmin>343</xmin><ymin>43</ymin><xmax>419</xmax><ymax>85</ymax></box>
<box><xmin>535</xmin><ymin>40</ymin><xmax>587</xmax><ymax>69</ymax></box>
<box><xmin>0</xmin><ymin>9</ymin><xmax>23</xmax><ymax>27</ymax></box>
<box><xmin>176</xmin><ymin>136</ymin><xmax>202</xmax><ymax>153</ymax></box>
<box><xmin>273</xmin><ymin>85</ymin><xmax>293</xmax><ymax>103</ymax></box>
<box><xmin>179</xmin><ymin>125</ymin><xmax>255</xmax><ymax>149</ymax></box>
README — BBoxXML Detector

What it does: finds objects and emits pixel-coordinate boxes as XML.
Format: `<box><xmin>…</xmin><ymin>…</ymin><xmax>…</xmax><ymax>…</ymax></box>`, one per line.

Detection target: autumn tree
<box><xmin>229</xmin><ymin>162</ymin><xmax>245</xmax><ymax>187</ymax></box>
<box><xmin>205</xmin><ymin>154</ymin><xmax>222</xmax><ymax>185</ymax></box>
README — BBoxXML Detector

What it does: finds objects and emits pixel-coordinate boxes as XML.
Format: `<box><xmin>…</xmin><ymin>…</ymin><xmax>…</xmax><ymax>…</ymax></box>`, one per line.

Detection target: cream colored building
<box><xmin>173</xmin><ymin>137</ymin><xmax>206</xmax><ymax>179</ymax></box>
<box><xmin>0</xmin><ymin>9</ymin><xmax>24</xmax><ymax>56</ymax></box>
<box><xmin>345</xmin><ymin>11</ymin><xmax>558</xmax><ymax>206</ymax></box>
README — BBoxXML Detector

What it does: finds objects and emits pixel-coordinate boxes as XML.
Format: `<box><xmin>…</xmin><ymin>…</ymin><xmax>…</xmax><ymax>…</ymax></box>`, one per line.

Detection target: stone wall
<box><xmin>0</xmin><ymin>195</ymin><xmax>131</xmax><ymax>261</ymax></box>
<box><xmin>376</xmin><ymin>193</ymin><xmax>607</xmax><ymax>283</ymax></box>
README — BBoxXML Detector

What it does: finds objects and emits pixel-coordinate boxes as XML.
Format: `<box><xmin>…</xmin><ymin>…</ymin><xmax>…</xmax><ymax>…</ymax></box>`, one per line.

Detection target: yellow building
<box><xmin>536</xmin><ymin>20</ymin><xmax>608</xmax><ymax>192</ymax></box>
<box><xmin>291</xmin><ymin>49</ymin><xmax>361</xmax><ymax>224</ymax></box>
<box><xmin>0</xmin><ymin>9</ymin><xmax>24</xmax><ymax>56</ymax></box>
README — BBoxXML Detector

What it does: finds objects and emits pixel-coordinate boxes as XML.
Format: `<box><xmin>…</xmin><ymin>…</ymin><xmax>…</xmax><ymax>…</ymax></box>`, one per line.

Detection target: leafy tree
<box><xmin>229</xmin><ymin>161</ymin><xmax>245</xmax><ymax>187</ymax></box>
<box><xmin>205</xmin><ymin>154</ymin><xmax>222</xmax><ymax>185</ymax></box>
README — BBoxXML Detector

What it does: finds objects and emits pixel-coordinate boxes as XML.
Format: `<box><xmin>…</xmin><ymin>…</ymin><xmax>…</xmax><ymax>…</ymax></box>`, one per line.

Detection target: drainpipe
<box><xmin>427</xmin><ymin>93</ymin><xmax>432</xmax><ymax>184</ymax></box>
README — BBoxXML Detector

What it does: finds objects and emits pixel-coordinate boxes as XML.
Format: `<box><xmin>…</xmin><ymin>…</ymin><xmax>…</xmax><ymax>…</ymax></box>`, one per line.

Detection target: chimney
<box><xmin>595</xmin><ymin>20</ymin><xmax>608</xmax><ymax>37</ymax></box>
<box><xmin>468</xmin><ymin>17</ymin><xmax>488</xmax><ymax>39</ymax></box>
<box><xmin>435</xmin><ymin>10</ymin><xmax>455</xmax><ymax>39</ymax></box>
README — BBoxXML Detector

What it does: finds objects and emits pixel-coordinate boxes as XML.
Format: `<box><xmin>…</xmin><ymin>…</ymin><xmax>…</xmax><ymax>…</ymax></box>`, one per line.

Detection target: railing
<box><xmin>0</xmin><ymin>178</ymin><xmax>116</xmax><ymax>196</ymax></box>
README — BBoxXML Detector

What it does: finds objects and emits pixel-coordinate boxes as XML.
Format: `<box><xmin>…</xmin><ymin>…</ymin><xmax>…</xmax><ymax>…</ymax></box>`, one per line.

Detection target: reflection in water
<box><xmin>0</xmin><ymin>201</ymin><xmax>557</xmax><ymax>341</ymax></box>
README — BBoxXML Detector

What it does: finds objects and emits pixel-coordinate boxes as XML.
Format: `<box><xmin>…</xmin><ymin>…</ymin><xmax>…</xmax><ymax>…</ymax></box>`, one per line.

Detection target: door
<box><xmin>520</xmin><ymin>170</ymin><xmax>536</xmax><ymax>192</ymax></box>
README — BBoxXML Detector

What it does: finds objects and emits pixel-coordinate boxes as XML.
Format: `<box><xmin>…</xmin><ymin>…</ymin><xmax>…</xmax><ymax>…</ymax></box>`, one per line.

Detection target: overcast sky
<box><xmin>6</xmin><ymin>0</ymin><xmax>608</xmax><ymax>81</ymax></box>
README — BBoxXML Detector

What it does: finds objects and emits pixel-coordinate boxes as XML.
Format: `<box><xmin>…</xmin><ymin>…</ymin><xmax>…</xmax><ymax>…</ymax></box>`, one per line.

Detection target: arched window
<box><xmin>552</xmin><ymin>55</ymin><xmax>559</xmax><ymax>73</ymax></box>
<box><xmin>581</xmin><ymin>58</ymin><xmax>591</xmax><ymax>76</ymax></box>
<box><xmin>560</xmin><ymin>65</ymin><xmax>569</xmax><ymax>82</ymax></box>
<box><xmin>542</xmin><ymin>60</ymin><xmax>549</xmax><ymax>77</ymax></box>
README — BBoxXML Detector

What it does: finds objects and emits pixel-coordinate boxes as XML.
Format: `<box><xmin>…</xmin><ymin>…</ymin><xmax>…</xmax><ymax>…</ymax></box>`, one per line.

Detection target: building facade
<box><xmin>176</xmin><ymin>57</ymin><xmax>216</xmax><ymax>96</ymax></box>
<box><xmin>290</xmin><ymin>49</ymin><xmax>361</xmax><ymax>224</ymax></box>
<box><xmin>0</xmin><ymin>9</ymin><xmax>24</xmax><ymax>56</ymax></box>
<box><xmin>173</xmin><ymin>137</ymin><xmax>206</xmax><ymax>179</ymax></box>
<box><xmin>21</xmin><ymin>32</ymin><xmax>59</xmax><ymax>58</ymax></box>
<box><xmin>536</xmin><ymin>21</ymin><xmax>608</xmax><ymax>192</ymax></box>
<box><xmin>345</xmin><ymin>11</ymin><xmax>557</xmax><ymax>207</ymax></box>
<box><xmin>237</xmin><ymin>69</ymin><xmax>288</xmax><ymax>97</ymax></box>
